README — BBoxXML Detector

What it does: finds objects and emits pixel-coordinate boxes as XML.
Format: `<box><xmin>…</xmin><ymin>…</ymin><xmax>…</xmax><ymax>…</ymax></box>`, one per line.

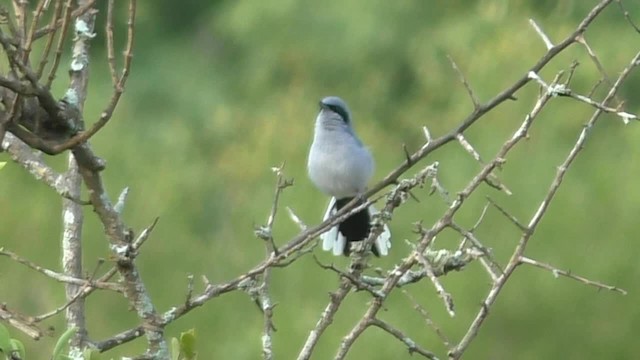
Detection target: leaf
<box><xmin>10</xmin><ymin>339</ymin><xmax>25</xmax><ymax>360</ymax></box>
<box><xmin>0</xmin><ymin>323</ymin><xmax>12</xmax><ymax>356</ymax></box>
<box><xmin>179</xmin><ymin>329</ymin><xmax>197</xmax><ymax>359</ymax></box>
<box><xmin>84</xmin><ymin>347</ymin><xmax>102</xmax><ymax>360</ymax></box>
<box><xmin>51</xmin><ymin>327</ymin><xmax>77</xmax><ymax>360</ymax></box>
<box><xmin>170</xmin><ymin>337</ymin><xmax>180</xmax><ymax>360</ymax></box>
<box><xmin>0</xmin><ymin>162</ymin><xmax>6</xmax><ymax>171</ymax></box>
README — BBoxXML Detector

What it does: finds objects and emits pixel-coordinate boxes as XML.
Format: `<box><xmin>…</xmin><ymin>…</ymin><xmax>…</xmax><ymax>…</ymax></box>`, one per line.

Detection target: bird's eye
<box><xmin>328</xmin><ymin>105</ymin><xmax>349</xmax><ymax>123</ymax></box>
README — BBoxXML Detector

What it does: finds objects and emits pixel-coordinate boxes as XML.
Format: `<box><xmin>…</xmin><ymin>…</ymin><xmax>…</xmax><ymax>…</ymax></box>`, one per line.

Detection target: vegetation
<box><xmin>1</xmin><ymin>0</ymin><xmax>639</xmax><ymax>359</ymax></box>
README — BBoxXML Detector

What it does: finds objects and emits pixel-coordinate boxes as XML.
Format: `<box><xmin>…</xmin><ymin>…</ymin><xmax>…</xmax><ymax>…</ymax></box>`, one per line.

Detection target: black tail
<box><xmin>335</xmin><ymin>197</ymin><xmax>379</xmax><ymax>256</ymax></box>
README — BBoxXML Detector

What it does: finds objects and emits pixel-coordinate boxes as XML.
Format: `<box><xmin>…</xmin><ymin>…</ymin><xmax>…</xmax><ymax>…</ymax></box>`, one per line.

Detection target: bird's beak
<box><xmin>318</xmin><ymin>101</ymin><xmax>328</xmax><ymax>110</ymax></box>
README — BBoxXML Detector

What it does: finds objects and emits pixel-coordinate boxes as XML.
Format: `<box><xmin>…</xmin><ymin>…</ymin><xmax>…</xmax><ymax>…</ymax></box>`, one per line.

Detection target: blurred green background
<box><xmin>2</xmin><ymin>0</ymin><xmax>640</xmax><ymax>359</ymax></box>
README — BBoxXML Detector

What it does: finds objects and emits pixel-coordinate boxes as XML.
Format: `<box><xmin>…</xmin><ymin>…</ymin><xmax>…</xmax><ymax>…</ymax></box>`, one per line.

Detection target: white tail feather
<box><xmin>332</xmin><ymin>234</ymin><xmax>346</xmax><ymax>256</ymax></box>
<box><xmin>368</xmin><ymin>205</ymin><xmax>391</xmax><ymax>256</ymax></box>
<box><xmin>320</xmin><ymin>199</ymin><xmax>392</xmax><ymax>256</ymax></box>
<box><xmin>321</xmin><ymin>197</ymin><xmax>343</xmax><ymax>252</ymax></box>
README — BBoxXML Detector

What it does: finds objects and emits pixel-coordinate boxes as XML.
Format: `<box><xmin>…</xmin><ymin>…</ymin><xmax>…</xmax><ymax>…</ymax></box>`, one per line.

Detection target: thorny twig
<box><xmin>84</xmin><ymin>2</ymin><xmax>636</xmax><ymax>356</ymax></box>
<box><xmin>449</xmin><ymin>40</ymin><xmax>639</xmax><ymax>360</ymax></box>
<box><xmin>253</xmin><ymin>164</ymin><xmax>293</xmax><ymax>360</ymax></box>
<box><xmin>519</xmin><ymin>256</ymin><xmax>627</xmax><ymax>295</ymax></box>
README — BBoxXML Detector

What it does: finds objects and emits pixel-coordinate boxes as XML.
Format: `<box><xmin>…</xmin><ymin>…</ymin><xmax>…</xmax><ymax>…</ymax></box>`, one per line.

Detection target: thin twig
<box><xmin>0</xmin><ymin>305</ymin><xmax>43</xmax><ymax>340</ymax></box>
<box><xmin>529</xmin><ymin>18</ymin><xmax>554</xmax><ymax>50</ymax></box>
<box><xmin>33</xmin><ymin>259</ymin><xmax>104</xmax><ymax>322</ymax></box>
<box><xmin>485</xmin><ymin>196</ymin><xmax>527</xmax><ymax>232</ymax></box>
<box><xmin>106</xmin><ymin>0</ymin><xmax>118</xmax><ymax>85</ymax></box>
<box><xmin>46</xmin><ymin>0</ymin><xmax>72</xmax><ymax>88</ymax></box>
<box><xmin>449</xmin><ymin>46</ymin><xmax>640</xmax><ymax>360</ymax></box>
<box><xmin>256</xmin><ymin>164</ymin><xmax>292</xmax><ymax>360</ymax></box>
<box><xmin>22</xmin><ymin>0</ymin><xmax>48</xmax><ymax>63</ymax></box>
<box><xmin>33</xmin><ymin>0</ymin><xmax>96</xmax><ymax>40</ymax></box>
<box><xmin>36</xmin><ymin>0</ymin><xmax>64</xmax><ymax>79</ymax></box>
<box><xmin>519</xmin><ymin>256</ymin><xmax>627</xmax><ymax>295</ymax></box>
<box><xmin>296</xmin><ymin>280</ymin><xmax>354</xmax><ymax>360</ymax></box>
<box><xmin>0</xmin><ymin>247</ymin><xmax>121</xmax><ymax>292</ymax></box>
<box><xmin>616</xmin><ymin>0</ymin><xmax>640</xmax><ymax>33</ymax></box>
<box><xmin>447</xmin><ymin>55</ymin><xmax>480</xmax><ymax>109</ymax></box>
<box><xmin>369</xmin><ymin>318</ymin><xmax>439</xmax><ymax>359</ymax></box>
<box><xmin>401</xmin><ymin>288</ymin><xmax>450</xmax><ymax>347</ymax></box>
<box><xmin>415</xmin><ymin>250</ymin><xmax>455</xmax><ymax>317</ymax></box>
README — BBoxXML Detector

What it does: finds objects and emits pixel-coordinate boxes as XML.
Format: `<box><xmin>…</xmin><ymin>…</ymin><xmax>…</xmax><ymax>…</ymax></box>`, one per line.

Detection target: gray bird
<box><xmin>307</xmin><ymin>96</ymin><xmax>391</xmax><ymax>256</ymax></box>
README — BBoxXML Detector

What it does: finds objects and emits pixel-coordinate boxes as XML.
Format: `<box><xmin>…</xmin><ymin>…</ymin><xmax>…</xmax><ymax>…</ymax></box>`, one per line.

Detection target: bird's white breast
<box><xmin>308</xmin><ymin>131</ymin><xmax>374</xmax><ymax>198</ymax></box>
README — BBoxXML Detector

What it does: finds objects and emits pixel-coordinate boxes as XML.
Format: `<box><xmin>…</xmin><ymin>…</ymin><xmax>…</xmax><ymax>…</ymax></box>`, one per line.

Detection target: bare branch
<box><xmin>106</xmin><ymin>0</ymin><xmax>118</xmax><ymax>85</ymax></box>
<box><xmin>22</xmin><ymin>0</ymin><xmax>48</xmax><ymax>63</ymax></box>
<box><xmin>33</xmin><ymin>0</ymin><xmax>96</xmax><ymax>40</ymax></box>
<box><xmin>447</xmin><ymin>55</ymin><xmax>480</xmax><ymax>109</ymax></box>
<box><xmin>401</xmin><ymin>288</ymin><xmax>450</xmax><ymax>347</ymax></box>
<box><xmin>1</xmin><ymin>133</ymin><xmax>66</xmax><ymax>194</ymax></box>
<box><xmin>46</xmin><ymin>0</ymin><xmax>73</xmax><ymax>88</ymax></box>
<box><xmin>485</xmin><ymin>196</ymin><xmax>527</xmax><ymax>232</ymax></box>
<box><xmin>0</xmin><ymin>305</ymin><xmax>42</xmax><ymax>340</ymax></box>
<box><xmin>449</xmin><ymin>48</ymin><xmax>639</xmax><ymax>360</ymax></box>
<box><xmin>256</xmin><ymin>164</ymin><xmax>294</xmax><ymax>360</ymax></box>
<box><xmin>455</xmin><ymin>133</ymin><xmax>482</xmax><ymax>163</ymax></box>
<box><xmin>61</xmin><ymin>156</ymin><xmax>87</xmax><ymax>348</ymax></box>
<box><xmin>296</xmin><ymin>280</ymin><xmax>354</xmax><ymax>360</ymax></box>
<box><xmin>369</xmin><ymin>318</ymin><xmax>438</xmax><ymax>359</ymax></box>
<box><xmin>286</xmin><ymin>206</ymin><xmax>307</xmax><ymax>231</ymax></box>
<box><xmin>0</xmin><ymin>248</ymin><xmax>121</xmax><ymax>292</ymax></box>
<box><xmin>529</xmin><ymin>18</ymin><xmax>554</xmax><ymax>50</ymax></box>
<box><xmin>360</xmin><ymin>248</ymin><xmax>484</xmax><ymax>288</ymax></box>
<box><xmin>1</xmin><ymin>1</ymin><xmax>631</xmax><ymax>358</ymax></box>
<box><xmin>617</xmin><ymin>0</ymin><xmax>640</xmax><ymax>33</ymax></box>
<box><xmin>36</xmin><ymin>0</ymin><xmax>64</xmax><ymax>79</ymax></box>
<box><xmin>519</xmin><ymin>256</ymin><xmax>627</xmax><ymax>295</ymax></box>
<box><xmin>415</xmin><ymin>250</ymin><xmax>455</xmax><ymax>317</ymax></box>
<box><xmin>34</xmin><ymin>260</ymin><xmax>104</xmax><ymax>322</ymax></box>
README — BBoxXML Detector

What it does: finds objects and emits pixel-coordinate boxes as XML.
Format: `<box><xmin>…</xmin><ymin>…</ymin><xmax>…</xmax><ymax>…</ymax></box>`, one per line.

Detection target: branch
<box><xmin>448</xmin><ymin>48</ymin><xmax>640</xmax><ymax>360</ymax></box>
<box><xmin>0</xmin><ymin>306</ymin><xmax>42</xmax><ymax>340</ymax></box>
<box><xmin>296</xmin><ymin>279</ymin><xmax>354</xmax><ymax>360</ymax></box>
<box><xmin>61</xmin><ymin>156</ymin><xmax>87</xmax><ymax>348</ymax></box>
<box><xmin>519</xmin><ymin>256</ymin><xmax>627</xmax><ymax>295</ymax></box>
<box><xmin>60</xmin><ymin>0</ymin><xmax>96</xmax><ymax>350</ymax></box>
<box><xmin>7</xmin><ymin>2</ymin><xmax>627</xmax><ymax>358</ymax></box>
<box><xmin>0</xmin><ymin>248</ymin><xmax>121</xmax><ymax>292</ymax></box>
<box><xmin>369</xmin><ymin>318</ymin><xmax>438</xmax><ymax>359</ymax></box>
<box><xmin>617</xmin><ymin>0</ymin><xmax>640</xmax><ymax>33</ymax></box>
<box><xmin>254</xmin><ymin>164</ymin><xmax>293</xmax><ymax>360</ymax></box>
<box><xmin>33</xmin><ymin>260</ymin><xmax>105</xmax><ymax>322</ymax></box>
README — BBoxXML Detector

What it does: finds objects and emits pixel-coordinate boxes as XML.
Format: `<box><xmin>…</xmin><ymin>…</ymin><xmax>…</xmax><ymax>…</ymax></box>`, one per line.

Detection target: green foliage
<box><xmin>9</xmin><ymin>340</ymin><xmax>25</xmax><ymax>360</ymax></box>
<box><xmin>82</xmin><ymin>348</ymin><xmax>103</xmax><ymax>360</ymax></box>
<box><xmin>51</xmin><ymin>327</ymin><xmax>77</xmax><ymax>360</ymax></box>
<box><xmin>171</xmin><ymin>329</ymin><xmax>197</xmax><ymax>360</ymax></box>
<box><xmin>0</xmin><ymin>323</ymin><xmax>25</xmax><ymax>360</ymax></box>
<box><xmin>1</xmin><ymin>1</ymin><xmax>639</xmax><ymax>359</ymax></box>
<box><xmin>0</xmin><ymin>324</ymin><xmax>106</xmax><ymax>360</ymax></box>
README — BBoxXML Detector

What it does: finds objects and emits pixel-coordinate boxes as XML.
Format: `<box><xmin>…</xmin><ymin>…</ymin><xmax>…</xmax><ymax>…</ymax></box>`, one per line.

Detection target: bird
<box><xmin>307</xmin><ymin>96</ymin><xmax>391</xmax><ymax>256</ymax></box>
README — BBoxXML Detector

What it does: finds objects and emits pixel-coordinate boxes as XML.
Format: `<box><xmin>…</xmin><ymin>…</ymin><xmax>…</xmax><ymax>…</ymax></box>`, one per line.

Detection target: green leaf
<box><xmin>0</xmin><ymin>323</ymin><xmax>12</xmax><ymax>356</ymax></box>
<box><xmin>0</xmin><ymin>162</ymin><xmax>6</xmax><ymax>171</ymax></box>
<box><xmin>179</xmin><ymin>329</ymin><xmax>197</xmax><ymax>359</ymax></box>
<box><xmin>52</xmin><ymin>327</ymin><xmax>77</xmax><ymax>360</ymax></box>
<box><xmin>84</xmin><ymin>347</ymin><xmax>102</xmax><ymax>360</ymax></box>
<box><xmin>10</xmin><ymin>339</ymin><xmax>25</xmax><ymax>360</ymax></box>
<box><xmin>170</xmin><ymin>337</ymin><xmax>180</xmax><ymax>360</ymax></box>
